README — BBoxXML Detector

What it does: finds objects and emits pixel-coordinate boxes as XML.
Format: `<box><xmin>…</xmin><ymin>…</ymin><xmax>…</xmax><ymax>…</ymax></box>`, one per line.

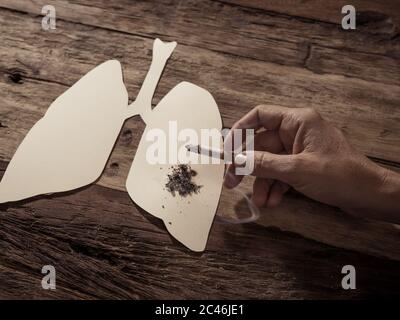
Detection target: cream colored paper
<box><xmin>0</xmin><ymin>39</ymin><xmax>224</xmax><ymax>252</ymax></box>
<box><xmin>126</xmin><ymin>82</ymin><xmax>224</xmax><ymax>252</ymax></box>
<box><xmin>0</xmin><ymin>60</ymin><xmax>128</xmax><ymax>203</ymax></box>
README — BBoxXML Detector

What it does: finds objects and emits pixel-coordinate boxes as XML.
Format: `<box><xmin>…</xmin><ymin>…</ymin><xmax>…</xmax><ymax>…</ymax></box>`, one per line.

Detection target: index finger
<box><xmin>232</xmin><ymin>104</ymin><xmax>290</xmax><ymax>132</ymax></box>
<box><xmin>224</xmin><ymin>105</ymin><xmax>290</xmax><ymax>152</ymax></box>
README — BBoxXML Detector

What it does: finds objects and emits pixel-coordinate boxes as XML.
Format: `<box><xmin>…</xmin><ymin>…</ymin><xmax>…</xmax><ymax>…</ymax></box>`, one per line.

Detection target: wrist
<box><xmin>344</xmin><ymin>157</ymin><xmax>400</xmax><ymax>224</ymax></box>
<box><xmin>358</xmin><ymin>162</ymin><xmax>400</xmax><ymax>224</ymax></box>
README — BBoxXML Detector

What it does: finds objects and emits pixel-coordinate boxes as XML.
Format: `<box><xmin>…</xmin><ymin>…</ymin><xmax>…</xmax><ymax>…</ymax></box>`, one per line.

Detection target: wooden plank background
<box><xmin>0</xmin><ymin>0</ymin><xmax>399</xmax><ymax>298</ymax></box>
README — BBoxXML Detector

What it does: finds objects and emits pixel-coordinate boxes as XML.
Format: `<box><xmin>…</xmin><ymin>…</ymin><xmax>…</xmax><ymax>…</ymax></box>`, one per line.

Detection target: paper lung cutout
<box><xmin>127</xmin><ymin>82</ymin><xmax>224</xmax><ymax>252</ymax></box>
<box><xmin>0</xmin><ymin>39</ymin><xmax>224</xmax><ymax>252</ymax></box>
<box><xmin>0</xmin><ymin>60</ymin><xmax>127</xmax><ymax>202</ymax></box>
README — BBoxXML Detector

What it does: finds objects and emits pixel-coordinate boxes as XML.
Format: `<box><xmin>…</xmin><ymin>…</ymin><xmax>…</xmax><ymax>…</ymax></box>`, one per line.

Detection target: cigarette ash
<box><xmin>165</xmin><ymin>164</ymin><xmax>202</xmax><ymax>197</ymax></box>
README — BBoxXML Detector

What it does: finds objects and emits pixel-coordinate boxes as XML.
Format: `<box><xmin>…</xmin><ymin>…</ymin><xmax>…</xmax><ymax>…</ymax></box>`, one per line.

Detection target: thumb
<box><xmin>235</xmin><ymin>151</ymin><xmax>299</xmax><ymax>184</ymax></box>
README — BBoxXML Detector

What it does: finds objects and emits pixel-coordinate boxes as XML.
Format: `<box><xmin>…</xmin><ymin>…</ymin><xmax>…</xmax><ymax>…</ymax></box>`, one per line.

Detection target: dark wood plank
<box><xmin>0</xmin><ymin>8</ymin><xmax>399</xmax><ymax>163</ymax></box>
<box><xmin>1</xmin><ymin>70</ymin><xmax>399</xmax><ymax>260</ymax></box>
<box><xmin>0</xmin><ymin>7</ymin><xmax>399</xmax><ymax>261</ymax></box>
<box><xmin>1</xmin><ymin>0</ymin><xmax>399</xmax><ymax>88</ymax></box>
<box><xmin>220</xmin><ymin>176</ymin><xmax>400</xmax><ymax>261</ymax></box>
<box><xmin>1</xmin><ymin>0</ymin><xmax>400</xmax><ymax>299</ymax></box>
<box><xmin>1</xmin><ymin>179</ymin><xmax>400</xmax><ymax>299</ymax></box>
<box><xmin>226</xmin><ymin>0</ymin><xmax>400</xmax><ymax>29</ymax></box>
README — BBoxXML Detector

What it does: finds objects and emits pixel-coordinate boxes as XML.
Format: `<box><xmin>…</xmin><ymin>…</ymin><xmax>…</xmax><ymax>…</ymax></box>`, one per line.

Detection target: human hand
<box><xmin>224</xmin><ymin>105</ymin><xmax>400</xmax><ymax>224</ymax></box>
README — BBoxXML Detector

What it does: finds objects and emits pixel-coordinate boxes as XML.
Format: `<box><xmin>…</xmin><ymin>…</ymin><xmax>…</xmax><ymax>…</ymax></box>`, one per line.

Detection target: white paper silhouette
<box><xmin>0</xmin><ymin>39</ymin><xmax>224</xmax><ymax>252</ymax></box>
<box><xmin>126</xmin><ymin>82</ymin><xmax>224</xmax><ymax>252</ymax></box>
<box><xmin>0</xmin><ymin>60</ymin><xmax>127</xmax><ymax>202</ymax></box>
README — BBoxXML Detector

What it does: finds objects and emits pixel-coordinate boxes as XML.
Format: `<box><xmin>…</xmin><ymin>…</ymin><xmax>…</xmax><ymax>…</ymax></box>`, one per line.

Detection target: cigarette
<box><xmin>185</xmin><ymin>144</ymin><xmax>225</xmax><ymax>160</ymax></box>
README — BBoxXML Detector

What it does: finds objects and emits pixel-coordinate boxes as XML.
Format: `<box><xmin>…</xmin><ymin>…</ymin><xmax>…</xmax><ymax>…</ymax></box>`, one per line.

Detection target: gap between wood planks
<box><xmin>0</xmin><ymin>2</ymin><xmax>398</xmax><ymax>258</ymax></box>
<box><xmin>0</xmin><ymin>1</ymin><xmax>399</xmax><ymax>76</ymax></box>
<box><xmin>1</xmin><ymin>67</ymin><xmax>400</xmax><ymax>172</ymax></box>
<box><xmin>0</xmin><ymin>51</ymin><xmax>399</xmax><ymax>259</ymax></box>
<box><xmin>223</xmin><ymin>0</ymin><xmax>400</xmax><ymax>30</ymax></box>
<box><xmin>1</xmin><ymin>72</ymin><xmax>400</xmax><ymax>170</ymax></box>
<box><xmin>1</xmin><ymin>166</ymin><xmax>400</xmax><ymax>299</ymax></box>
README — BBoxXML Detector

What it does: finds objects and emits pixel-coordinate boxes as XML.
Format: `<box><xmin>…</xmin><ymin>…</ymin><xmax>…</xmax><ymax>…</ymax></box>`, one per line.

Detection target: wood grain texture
<box><xmin>0</xmin><ymin>1</ymin><xmax>399</xmax><ymax>162</ymax></box>
<box><xmin>220</xmin><ymin>176</ymin><xmax>400</xmax><ymax>261</ymax></box>
<box><xmin>2</xmin><ymin>0</ymin><xmax>399</xmax><ymax>85</ymax></box>
<box><xmin>0</xmin><ymin>6</ymin><xmax>399</xmax><ymax>261</ymax></box>
<box><xmin>226</xmin><ymin>0</ymin><xmax>400</xmax><ymax>29</ymax></box>
<box><xmin>1</xmin><ymin>163</ymin><xmax>400</xmax><ymax>299</ymax></box>
<box><xmin>0</xmin><ymin>0</ymin><xmax>400</xmax><ymax>299</ymax></box>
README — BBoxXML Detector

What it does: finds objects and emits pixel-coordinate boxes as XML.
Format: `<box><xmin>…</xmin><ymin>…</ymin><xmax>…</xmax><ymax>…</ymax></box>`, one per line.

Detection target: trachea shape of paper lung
<box><xmin>126</xmin><ymin>82</ymin><xmax>224</xmax><ymax>252</ymax></box>
<box><xmin>0</xmin><ymin>39</ymin><xmax>224</xmax><ymax>252</ymax></box>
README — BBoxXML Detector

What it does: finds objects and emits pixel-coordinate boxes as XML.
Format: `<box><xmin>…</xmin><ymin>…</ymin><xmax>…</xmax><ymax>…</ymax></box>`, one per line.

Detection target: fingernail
<box><xmin>234</xmin><ymin>153</ymin><xmax>247</xmax><ymax>167</ymax></box>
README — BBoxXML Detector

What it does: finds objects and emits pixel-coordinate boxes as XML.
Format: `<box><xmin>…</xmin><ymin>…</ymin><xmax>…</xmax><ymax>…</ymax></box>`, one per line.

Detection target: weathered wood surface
<box><xmin>228</xmin><ymin>0</ymin><xmax>400</xmax><ymax>28</ymax></box>
<box><xmin>1</xmin><ymin>163</ymin><xmax>400</xmax><ymax>299</ymax></box>
<box><xmin>0</xmin><ymin>0</ymin><xmax>400</xmax><ymax>298</ymax></box>
<box><xmin>1</xmin><ymin>1</ymin><xmax>400</xmax><ymax>161</ymax></box>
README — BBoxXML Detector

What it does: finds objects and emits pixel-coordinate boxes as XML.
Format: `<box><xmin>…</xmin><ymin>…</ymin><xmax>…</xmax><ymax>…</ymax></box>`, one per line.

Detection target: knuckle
<box><xmin>255</xmin><ymin>104</ymin><xmax>268</xmax><ymax>116</ymax></box>
<box><xmin>233</xmin><ymin>119</ymin><xmax>243</xmax><ymax>129</ymax></box>
<box><xmin>257</xmin><ymin>104</ymin><xmax>279</xmax><ymax>113</ymax></box>
<box><xmin>232</xmin><ymin>118</ymin><xmax>246</xmax><ymax>130</ymax></box>
<box><xmin>256</xmin><ymin>104</ymin><xmax>268</xmax><ymax>110</ymax></box>
<box><xmin>302</xmin><ymin>108</ymin><xmax>321</xmax><ymax>123</ymax></box>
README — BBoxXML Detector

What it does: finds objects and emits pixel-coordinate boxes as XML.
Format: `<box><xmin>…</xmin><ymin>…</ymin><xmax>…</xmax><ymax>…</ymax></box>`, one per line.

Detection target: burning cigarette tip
<box><xmin>185</xmin><ymin>144</ymin><xmax>200</xmax><ymax>153</ymax></box>
<box><xmin>185</xmin><ymin>144</ymin><xmax>225</xmax><ymax>160</ymax></box>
